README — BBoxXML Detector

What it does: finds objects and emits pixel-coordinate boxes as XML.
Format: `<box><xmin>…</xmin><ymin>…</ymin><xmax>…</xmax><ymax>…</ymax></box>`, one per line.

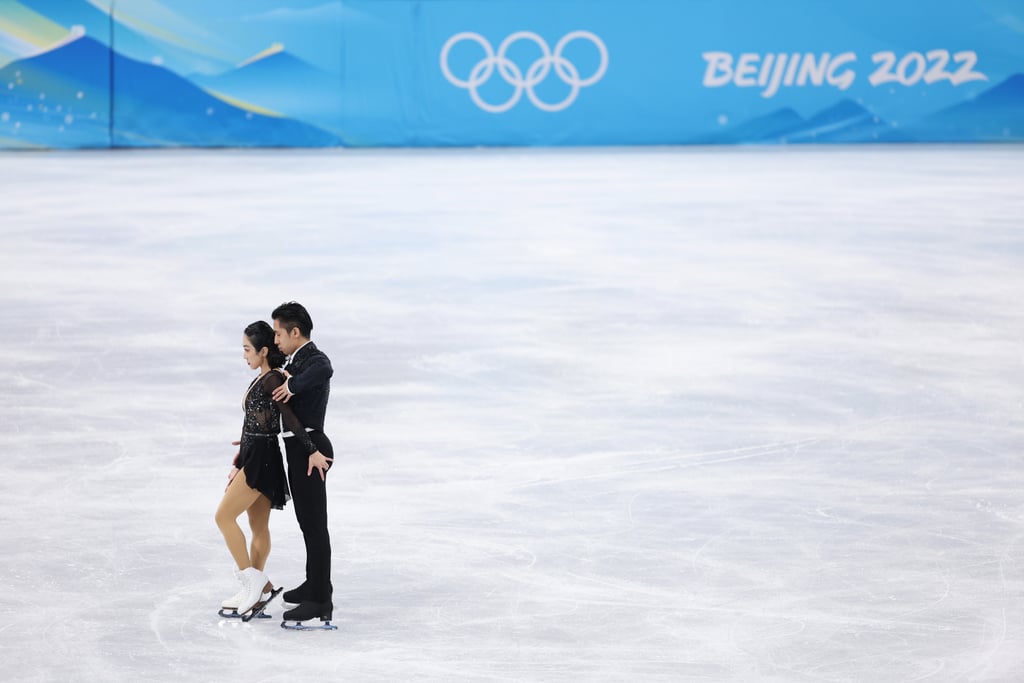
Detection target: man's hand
<box><xmin>307</xmin><ymin>450</ymin><xmax>334</xmax><ymax>481</ymax></box>
<box><xmin>272</xmin><ymin>372</ymin><xmax>293</xmax><ymax>403</ymax></box>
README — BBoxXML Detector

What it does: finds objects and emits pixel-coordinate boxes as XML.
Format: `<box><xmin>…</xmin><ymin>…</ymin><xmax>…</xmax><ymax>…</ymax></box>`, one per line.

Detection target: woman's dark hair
<box><xmin>245</xmin><ymin>320</ymin><xmax>287</xmax><ymax>369</ymax></box>
<box><xmin>272</xmin><ymin>301</ymin><xmax>313</xmax><ymax>339</ymax></box>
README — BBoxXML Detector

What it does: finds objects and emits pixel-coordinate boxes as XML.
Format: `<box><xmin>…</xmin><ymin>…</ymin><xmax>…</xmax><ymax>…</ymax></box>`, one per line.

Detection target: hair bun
<box><xmin>244</xmin><ymin>320</ymin><xmax>286</xmax><ymax>369</ymax></box>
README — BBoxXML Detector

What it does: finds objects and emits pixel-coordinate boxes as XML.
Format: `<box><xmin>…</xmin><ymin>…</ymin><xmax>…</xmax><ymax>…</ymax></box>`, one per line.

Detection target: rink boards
<box><xmin>0</xmin><ymin>0</ymin><xmax>1022</xmax><ymax>148</ymax></box>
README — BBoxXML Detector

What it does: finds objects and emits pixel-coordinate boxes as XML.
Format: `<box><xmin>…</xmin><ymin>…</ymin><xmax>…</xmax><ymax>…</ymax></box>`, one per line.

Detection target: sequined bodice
<box><xmin>239</xmin><ymin>369</ymin><xmax>317</xmax><ymax>454</ymax></box>
<box><xmin>242</xmin><ymin>371</ymin><xmax>282</xmax><ymax>436</ymax></box>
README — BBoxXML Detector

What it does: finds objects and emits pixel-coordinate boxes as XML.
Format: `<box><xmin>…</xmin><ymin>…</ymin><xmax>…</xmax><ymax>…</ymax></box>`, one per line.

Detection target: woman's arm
<box><xmin>263</xmin><ymin>372</ymin><xmax>318</xmax><ymax>455</ymax></box>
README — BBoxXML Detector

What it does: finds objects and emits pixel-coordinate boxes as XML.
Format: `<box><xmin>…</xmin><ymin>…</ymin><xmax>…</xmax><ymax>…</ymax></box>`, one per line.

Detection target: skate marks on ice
<box><xmin>511</xmin><ymin>436</ymin><xmax>823</xmax><ymax>490</ymax></box>
<box><xmin>1</xmin><ymin>147</ymin><xmax>1023</xmax><ymax>679</ymax></box>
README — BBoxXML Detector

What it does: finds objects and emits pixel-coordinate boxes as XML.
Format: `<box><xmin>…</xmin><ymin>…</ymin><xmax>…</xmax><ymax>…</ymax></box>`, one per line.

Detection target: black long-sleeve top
<box><xmin>240</xmin><ymin>370</ymin><xmax>317</xmax><ymax>457</ymax></box>
<box><xmin>283</xmin><ymin>341</ymin><xmax>333</xmax><ymax>437</ymax></box>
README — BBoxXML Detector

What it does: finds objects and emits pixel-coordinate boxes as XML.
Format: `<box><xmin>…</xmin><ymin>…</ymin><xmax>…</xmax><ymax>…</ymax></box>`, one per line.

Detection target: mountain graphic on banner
<box><xmin>1</xmin><ymin>35</ymin><xmax>341</xmax><ymax>147</ymax></box>
<box><xmin>909</xmin><ymin>74</ymin><xmax>1024</xmax><ymax>141</ymax></box>
<box><xmin>783</xmin><ymin>100</ymin><xmax>912</xmax><ymax>143</ymax></box>
<box><xmin>14</xmin><ymin>0</ymin><xmax>231</xmax><ymax>77</ymax></box>
<box><xmin>700</xmin><ymin>108</ymin><xmax>805</xmax><ymax>143</ymax></box>
<box><xmin>190</xmin><ymin>45</ymin><xmax>342</xmax><ymax>128</ymax></box>
<box><xmin>699</xmin><ymin>100</ymin><xmax>911</xmax><ymax>144</ymax></box>
<box><xmin>0</xmin><ymin>32</ymin><xmax>110</xmax><ymax>148</ymax></box>
<box><xmin>111</xmin><ymin>42</ymin><xmax>341</xmax><ymax>147</ymax></box>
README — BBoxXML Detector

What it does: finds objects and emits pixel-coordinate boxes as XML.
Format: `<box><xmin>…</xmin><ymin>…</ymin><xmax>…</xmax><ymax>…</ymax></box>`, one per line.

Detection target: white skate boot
<box><xmin>236</xmin><ymin>567</ymin><xmax>271</xmax><ymax>616</ymax></box>
<box><xmin>218</xmin><ymin>584</ymin><xmax>247</xmax><ymax>617</ymax></box>
<box><xmin>218</xmin><ymin>573</ymin><xmax>276</xmax><ymax>619</ymax></box>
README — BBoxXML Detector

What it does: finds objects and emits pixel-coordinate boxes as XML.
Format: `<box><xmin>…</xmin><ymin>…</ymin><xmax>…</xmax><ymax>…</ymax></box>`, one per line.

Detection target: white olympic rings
<box><xmin>440</xmin><ymin>30</ymin><xmax>609</xmax><ymax>113</ymax></box>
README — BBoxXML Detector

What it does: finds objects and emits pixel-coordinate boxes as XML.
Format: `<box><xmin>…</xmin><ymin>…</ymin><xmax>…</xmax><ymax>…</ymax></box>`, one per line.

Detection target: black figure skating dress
<box><xmin>238</xmin><ymin>370</ymin><xmax>315</xmax><ymax>509</ymax></box>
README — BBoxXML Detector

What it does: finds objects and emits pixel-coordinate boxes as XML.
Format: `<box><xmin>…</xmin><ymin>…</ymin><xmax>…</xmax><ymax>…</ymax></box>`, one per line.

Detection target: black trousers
<box><xmin>284</xmin><ymin>431</ymin><xmax>333</xmax><ymax>603</ymax></box>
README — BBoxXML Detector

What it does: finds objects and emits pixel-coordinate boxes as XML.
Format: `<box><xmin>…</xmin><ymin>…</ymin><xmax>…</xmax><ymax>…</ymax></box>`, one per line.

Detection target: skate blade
<box><xmin>240</xmin><ymin>587</ymin><xmax>284</xmax><ymax>623</ymax></box>
<box><xmin>280</xmin><ymin>620</ymin><xmax>338</xmax><ymax>631</ymax></box>
<box><xmin>219</xmin><ymin>609</ymin><xmax>271</xmax><ymax>619</ymax></box>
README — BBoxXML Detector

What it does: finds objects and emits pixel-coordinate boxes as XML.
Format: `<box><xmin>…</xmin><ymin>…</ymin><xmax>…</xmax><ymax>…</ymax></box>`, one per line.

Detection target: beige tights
<box><xmin>215</xmin><ymin>471</ymin><xmax>272</xmax><ymax>572</ymax></box>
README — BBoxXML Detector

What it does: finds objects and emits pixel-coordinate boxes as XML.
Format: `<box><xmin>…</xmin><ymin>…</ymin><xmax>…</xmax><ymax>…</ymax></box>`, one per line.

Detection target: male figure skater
<box><xmin>271</xmin><ymin>301</ymin><xmax>335</xmax><ymax>624</ymax></box>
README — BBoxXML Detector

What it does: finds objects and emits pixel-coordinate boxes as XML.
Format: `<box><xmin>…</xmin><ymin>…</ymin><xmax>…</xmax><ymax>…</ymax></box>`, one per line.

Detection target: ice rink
<box><xmin>1</xmin><ymin>145</ymin><xmax>1023</xmax><ymax>681</ymax></box>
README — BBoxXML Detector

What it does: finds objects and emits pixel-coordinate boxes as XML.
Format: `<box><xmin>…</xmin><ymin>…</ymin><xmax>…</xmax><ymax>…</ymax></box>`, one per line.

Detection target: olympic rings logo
<box><xmin>440</xmin><ymin>31</ymin><xmax>609</xmax><ymax>113</ymax></box>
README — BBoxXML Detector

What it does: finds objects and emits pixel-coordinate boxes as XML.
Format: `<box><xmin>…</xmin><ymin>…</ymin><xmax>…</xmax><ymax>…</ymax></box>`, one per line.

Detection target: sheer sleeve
<box><xmin>262</xmin><ymin>371</ymin><xmax>318</xmax><ymax>455</ymax></box>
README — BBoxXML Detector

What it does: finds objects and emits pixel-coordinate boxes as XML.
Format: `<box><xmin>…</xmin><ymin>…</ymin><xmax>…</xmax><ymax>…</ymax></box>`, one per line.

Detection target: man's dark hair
<box><xmin>272</xmin><ymin>301</ymin><xmax>314</xmax><ymax>338</ymax></box>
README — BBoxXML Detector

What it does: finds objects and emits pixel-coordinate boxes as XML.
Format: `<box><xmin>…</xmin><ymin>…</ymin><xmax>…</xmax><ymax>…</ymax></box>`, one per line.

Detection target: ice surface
<box><xmin>0</xmin><ymin>146</ymin><xmax>1022</xmax><ymax>681</ymax></box>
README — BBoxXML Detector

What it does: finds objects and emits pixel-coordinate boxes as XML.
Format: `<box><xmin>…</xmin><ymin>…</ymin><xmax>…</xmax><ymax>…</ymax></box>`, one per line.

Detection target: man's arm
<box><xmin>272</xmin><ymin>353</ymin><xmax>333</xmax><ymax>401</ymax></box>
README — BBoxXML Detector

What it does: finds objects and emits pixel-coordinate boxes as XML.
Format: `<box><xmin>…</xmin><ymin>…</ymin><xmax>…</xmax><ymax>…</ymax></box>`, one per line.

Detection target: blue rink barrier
<box><xmin>0</xmin><ymin>0</ymin><xmax>1022</xmax><ymax>149</ymax></box>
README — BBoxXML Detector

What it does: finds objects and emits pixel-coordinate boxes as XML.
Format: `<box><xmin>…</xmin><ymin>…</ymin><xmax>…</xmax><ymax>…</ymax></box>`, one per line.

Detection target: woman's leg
<box><xmin>247</xmin><ymin>493</ymin><xmax>272</xmax><ymax>572</ymax></box>
<box><xmin>215</xmin><ymin>473</ymin><xmax>263</xmax><ymax>570</ymax></box>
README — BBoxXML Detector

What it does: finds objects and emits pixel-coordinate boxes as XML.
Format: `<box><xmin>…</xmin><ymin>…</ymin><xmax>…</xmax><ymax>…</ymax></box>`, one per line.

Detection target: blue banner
<box><xmin>1</xmin><ymin>0</ymin><xmax>1022</xmax><ymax>148</ymax></box>
<box><xmin>339</xmin><ymin>0</ymin><xmax>1024</xmax><ymax>145</ymax></box>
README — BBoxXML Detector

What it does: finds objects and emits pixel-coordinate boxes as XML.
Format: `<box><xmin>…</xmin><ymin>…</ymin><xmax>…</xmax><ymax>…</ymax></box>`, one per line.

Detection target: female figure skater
<box><xmin>215</xmin><ymin>321</ymin><xmax>317</xmax><ymax>618</ymax></box>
